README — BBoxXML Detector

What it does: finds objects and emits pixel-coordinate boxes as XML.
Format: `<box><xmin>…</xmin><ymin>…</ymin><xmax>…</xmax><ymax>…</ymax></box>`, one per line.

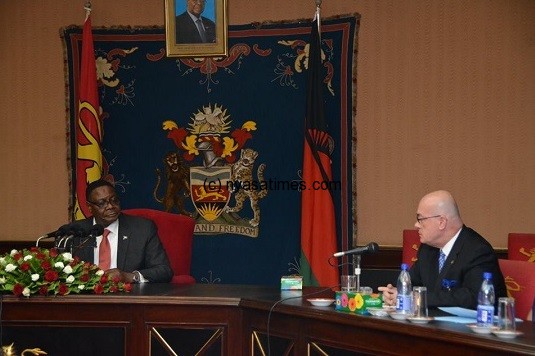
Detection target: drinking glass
<box><xmin>412</xmin><ymin>286</ymin><xmax>428</xmax><ymax>318</ymax></box>
<box><xmin>497</xmin><ymin>297</ymin><xmax>516</xmax><ymax>331</ymax></box>
<box><xmin>340</xmin><ymin>275</ymin><xmax>357</xmax><ymax>292</ymax></box>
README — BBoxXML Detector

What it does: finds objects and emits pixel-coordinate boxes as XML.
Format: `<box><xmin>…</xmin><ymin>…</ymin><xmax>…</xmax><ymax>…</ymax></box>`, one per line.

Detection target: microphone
<box><xmin>71</xmin><ymin>224</ymin><xmax>104</xmax><ymax>253</ymax></box>
<box><xmin>89</xmin><ymin>224</ymin><xmax>104</xmax><ymax>237</ymax></box>
<box><xmin>55</xmin><ymin>226</ymin><xmax>77</xmax><ymax>250</ymax></box>
<box><xmin>56</xmin><ymin>225</ymin><xmax>88</xmax><ymax>251</ymax></box>
<box><xmin>37</xmin><ymin>224</ymin><xmax>71</xmax><ymax>239</ymax></box>
<box><xmin>36</xmin><ymin>224</ymin><xmax>71</xmax><ymax>247</ymax></box>
<box><xmin>333</xmin><ymin>242</ymin><xmax>379</xmax><ymax>257</ymax></box>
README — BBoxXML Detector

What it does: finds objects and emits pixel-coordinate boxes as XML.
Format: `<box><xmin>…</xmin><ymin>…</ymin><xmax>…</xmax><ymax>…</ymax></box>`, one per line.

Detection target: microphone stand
<box><xmin>71</xmin><ymin>235</ymin><xmax>97</xmax><ymax>256</ymax></box>
<box><xmin>55</xmin><ymin>235</ymin><xmax>72</xmax><ymax>253</ymax></box>
<box><xmin>353</xmin><ymin>254</ymin><xmax>361</xmax><ymax>292</ymax></box>
<box><xmin>36</xmin><ymin>235</ymin><xmax>53</xmax><ymax>247</ymax></box>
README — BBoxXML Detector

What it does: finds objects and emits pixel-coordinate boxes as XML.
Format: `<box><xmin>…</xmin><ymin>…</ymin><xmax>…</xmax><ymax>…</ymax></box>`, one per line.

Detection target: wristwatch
<box><xmin>132</xmin><ymin>271</ymin><xmax>141</xmax><ymax>283</ymax></box>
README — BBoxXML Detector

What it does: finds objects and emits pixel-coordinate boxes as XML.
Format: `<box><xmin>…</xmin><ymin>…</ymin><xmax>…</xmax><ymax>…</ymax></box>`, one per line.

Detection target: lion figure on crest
<box><xmin>153</xmin><ymin>151</ymin><xmax>191</xmax><ymax>216</ymax></box>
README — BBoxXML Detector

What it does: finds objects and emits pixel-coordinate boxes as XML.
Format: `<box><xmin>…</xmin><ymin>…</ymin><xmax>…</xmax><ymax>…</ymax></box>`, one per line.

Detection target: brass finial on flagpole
<box><xmin>84</xmin><ymin>1</ymin><xmax>92</xmax><ymax>21</ymax></box>
<box><xmin>314</xmin><ymin>0</ymin><xmax>322</xmax><ymax>36</ymax></box>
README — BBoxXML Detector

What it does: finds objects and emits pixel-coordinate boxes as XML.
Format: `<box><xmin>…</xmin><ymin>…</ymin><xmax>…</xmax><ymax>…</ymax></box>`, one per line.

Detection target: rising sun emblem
<box><xmin>197</xmin><ymin>203</ymin><xmax>224</xmax><ymax>222</ymax></box>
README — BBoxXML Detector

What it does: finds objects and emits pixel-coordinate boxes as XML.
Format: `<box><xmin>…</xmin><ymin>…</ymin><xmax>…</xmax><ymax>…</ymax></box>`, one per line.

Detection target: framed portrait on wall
<box><xmin>164</xmin><ymin>0</ymin><xmax>228</xmax><ymax>57</ymax></box>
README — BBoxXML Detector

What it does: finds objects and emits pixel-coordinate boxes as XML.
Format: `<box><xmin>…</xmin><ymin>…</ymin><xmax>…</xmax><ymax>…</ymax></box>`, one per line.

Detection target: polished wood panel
<box><xmin>1</xmin><ymin>284</ymin><xmax>246</xmax><ymax>356</ymax></box>
<box><xmin>241</xmin><ymin>291</ymin><xmax>535</xmax><ymax>355</ymax></box>
<box><xmin>1</xmin><ymin>284</ymin><xmax>533</xmax><ymax>355</ymax></box>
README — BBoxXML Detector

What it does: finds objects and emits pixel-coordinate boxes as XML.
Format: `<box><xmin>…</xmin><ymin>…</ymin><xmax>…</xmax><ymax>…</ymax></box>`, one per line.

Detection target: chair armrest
<box><xmin>171</xmin><ymin>274</ymin><xmax>196</xmax><ymax>285</ymax></box>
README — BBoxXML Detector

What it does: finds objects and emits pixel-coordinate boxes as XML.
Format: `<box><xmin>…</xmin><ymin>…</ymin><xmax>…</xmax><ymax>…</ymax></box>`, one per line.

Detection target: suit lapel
<box><xmin>440</xmin><ymin>227</ymin><xmax>467</xmax><ymax>276</ymax></box>
<box><xmin>116</xmin><ymin>215</ymin><xmax>130</xmax><ymax>270</ymax></box>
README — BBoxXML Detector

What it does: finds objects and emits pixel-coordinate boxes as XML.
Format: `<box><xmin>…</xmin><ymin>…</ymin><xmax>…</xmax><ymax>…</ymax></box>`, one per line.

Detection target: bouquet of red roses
<box><xmin>0</xmin><ymin>247</ymin><xmax>131</xmax><ymax>297</ymax></box>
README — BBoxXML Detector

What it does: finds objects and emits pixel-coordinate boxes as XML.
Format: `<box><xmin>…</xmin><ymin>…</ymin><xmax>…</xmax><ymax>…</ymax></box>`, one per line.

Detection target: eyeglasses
<box><xmin>416</xmin><ymin>215</ymin><xmax>441</xmax><ymax>224</ymax></box>
<box><xmin>87</xmin><ymin>196</ymin><xmax>120</xmax><ymax>209</ymax></box>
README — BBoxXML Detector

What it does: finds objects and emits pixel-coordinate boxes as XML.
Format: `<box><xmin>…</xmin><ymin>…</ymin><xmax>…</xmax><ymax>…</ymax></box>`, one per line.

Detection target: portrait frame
<box><xmin>165</xmin><ymin>0</ymin><xmax>228</xmax><ymax>58</ymax></box>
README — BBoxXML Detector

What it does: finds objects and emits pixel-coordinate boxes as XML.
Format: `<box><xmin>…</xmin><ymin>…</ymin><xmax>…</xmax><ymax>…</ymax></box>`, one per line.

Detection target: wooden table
<box><xmin>1</xmin><ymin>284</ymin><xmax>534</xmax><ymax>355</ymax></box>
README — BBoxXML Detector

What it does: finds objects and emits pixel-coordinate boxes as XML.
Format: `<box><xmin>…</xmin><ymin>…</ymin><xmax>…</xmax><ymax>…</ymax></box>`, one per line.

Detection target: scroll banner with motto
<box><xmin>62</xmin><ymin>15</ymin><xmax>359</xmax><ymax>285</ymax></box>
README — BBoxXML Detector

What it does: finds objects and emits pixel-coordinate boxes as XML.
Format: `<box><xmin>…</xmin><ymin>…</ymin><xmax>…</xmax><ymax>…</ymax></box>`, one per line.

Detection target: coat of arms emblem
<box><xmin>158</xmin><ymin>104</ymin><xmax>267</xmax><ymax>237</ymax></box>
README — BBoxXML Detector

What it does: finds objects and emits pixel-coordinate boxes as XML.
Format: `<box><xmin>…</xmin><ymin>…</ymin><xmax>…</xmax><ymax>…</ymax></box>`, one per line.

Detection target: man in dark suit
<box><xmin>175</xmin><ymin>0</ymin><xmax>216</xmax><ymax>43</ymax></box>
<box><xmin>73</xmin><ymin>179</ymin><xmax>173</xmax><ymax>283</ymax></box>
<box><xmin>380</xmin><ymin>190</ymin><xmax>506</xmax><ymax>309</ymax></box>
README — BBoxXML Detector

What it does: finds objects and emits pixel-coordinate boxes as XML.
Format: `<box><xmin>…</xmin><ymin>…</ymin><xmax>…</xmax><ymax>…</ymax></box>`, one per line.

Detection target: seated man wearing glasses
<box><xmin>379</xmin><ymin>190</ymin><xmax>506</xmax><ymax>309</ymax></box>
<box><xmin>73</xmin><ymin>179</ymin><xmax>173</xmax><ymax>283</ymax></box>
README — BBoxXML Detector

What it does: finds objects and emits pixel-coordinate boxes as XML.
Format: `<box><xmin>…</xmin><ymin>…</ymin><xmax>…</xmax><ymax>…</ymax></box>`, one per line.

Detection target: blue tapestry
<box><xmin>62</xmin><ymin>15</ymin><xmax>359</xmax><ymax>285</ymax></box>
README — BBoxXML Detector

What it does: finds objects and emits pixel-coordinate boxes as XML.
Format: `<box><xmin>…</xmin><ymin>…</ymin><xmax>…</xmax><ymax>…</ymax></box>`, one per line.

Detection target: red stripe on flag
<box><xmin>74</xmin><ymin>15</ymin><xmax>104</xmax><ymax>220</ymax></box>
<box><xmin>299</xmin><ymin>17</ymin><xmax>339</xmax><ymax>287</ymax></box>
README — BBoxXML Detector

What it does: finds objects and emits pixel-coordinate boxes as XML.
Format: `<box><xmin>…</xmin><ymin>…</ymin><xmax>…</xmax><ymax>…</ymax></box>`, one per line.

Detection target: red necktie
<box><xmin>98</xmin><ymin>228</ymin><xmax>111</xmax><ymax>270</ymax></box>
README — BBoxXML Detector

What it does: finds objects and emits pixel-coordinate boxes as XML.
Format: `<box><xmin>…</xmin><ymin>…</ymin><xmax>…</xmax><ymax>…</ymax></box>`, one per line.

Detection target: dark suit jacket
<box><xmin>72</xmin><ymin>214</ymin><xmax>173</xmax><ymax>283</ymax></box>
<box><xmin>175</xmin><ymin>11</ymin><xmax>216</xmax><ymax>44</ymax></box>
<box><xmin>410</xmin><ymin>225</ymin><xmax>506</xmax><ymax>309</ymax></box>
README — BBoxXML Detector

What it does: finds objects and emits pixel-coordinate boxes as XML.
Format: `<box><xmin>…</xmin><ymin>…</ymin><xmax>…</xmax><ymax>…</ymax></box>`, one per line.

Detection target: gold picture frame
<box><xmin>164</xmin><ymin>0</ymin><xmax>228</xmax><ymax>58</ymax></box>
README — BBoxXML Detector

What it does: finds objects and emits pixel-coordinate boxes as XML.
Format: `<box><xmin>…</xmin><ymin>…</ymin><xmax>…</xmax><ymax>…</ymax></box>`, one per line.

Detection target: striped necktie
<box><xmin>195</xmin><ymin>19</ymin><xmax>207</xmax><ymax>43</ymax></box>
<box><xmin>438</xmin><ymin>250</ymin><xmax>446</xmax><ymax>272</ymax></box>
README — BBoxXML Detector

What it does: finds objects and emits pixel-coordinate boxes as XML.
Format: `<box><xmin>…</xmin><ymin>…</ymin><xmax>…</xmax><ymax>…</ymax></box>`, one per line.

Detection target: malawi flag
<box><xmin>73</xmin><ymin>13</ymin><xmax>105</xmax><ymax>220</ymax></box>
<box><xmin>299</xmin><ymin>17</ymin><xmax>339</xmax><ymax>287</ymax></box>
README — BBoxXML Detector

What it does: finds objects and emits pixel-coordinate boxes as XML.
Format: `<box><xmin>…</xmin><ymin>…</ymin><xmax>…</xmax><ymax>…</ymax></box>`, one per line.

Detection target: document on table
<box><xmin>435</xmin><ymin>307</ymin><xmax>477</xmax><ymax>323</ymax></box>
<box><xmin>436</xmin><ymin>307</ymin><xmax>523</xmax><ymax>324</ymax></box>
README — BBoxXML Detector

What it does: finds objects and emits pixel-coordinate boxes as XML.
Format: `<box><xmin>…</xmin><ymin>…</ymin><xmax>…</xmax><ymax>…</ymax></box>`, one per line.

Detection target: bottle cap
<box><xmin>483</xmin><ymin>272</ymin><xmax>492</xmax><ymax>279</ymax></box>
<box><xmin>401</xmin><ymin>263</ymin><xmax>408</xmax><ymax>270</ymax></box>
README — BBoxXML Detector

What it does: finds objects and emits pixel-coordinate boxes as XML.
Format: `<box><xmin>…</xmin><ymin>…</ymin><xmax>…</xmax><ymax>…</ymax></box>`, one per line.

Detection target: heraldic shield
<box><xmin>190</xmin><ymin>166</ymin><xmax>231</xmax><ymax>221</ymax></box>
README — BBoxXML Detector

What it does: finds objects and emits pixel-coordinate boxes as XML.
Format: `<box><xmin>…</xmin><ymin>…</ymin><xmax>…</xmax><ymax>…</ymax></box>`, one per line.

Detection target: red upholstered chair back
<box><xmin>498</xmin><ymin>259</ymin><xmax>535</xmax><ymax>321</ymax></box>
<box><xmin>123</xmin><ymin>209</ymin><xmax>196</xmax><ymax>284</ymax></box>
<box><xmin>508</xmin><ymin>233</ymin><xmax>535</xmax><ymax>262</ymax></box>
<box><xmin>402</xmin><ymin>229</ymin><xmax>421</xmax><ymax>268</ymax></box>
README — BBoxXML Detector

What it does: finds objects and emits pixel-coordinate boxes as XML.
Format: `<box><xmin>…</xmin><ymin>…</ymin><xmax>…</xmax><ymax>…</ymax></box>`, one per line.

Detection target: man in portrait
<box><xmin>175</xmin><ymin>0</ymin><xmax>216</xmax><ymax>44</ymax></box>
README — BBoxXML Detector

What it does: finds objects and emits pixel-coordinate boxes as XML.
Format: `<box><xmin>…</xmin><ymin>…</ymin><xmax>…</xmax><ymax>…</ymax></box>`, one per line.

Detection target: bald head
<box><xmin>420</xmin><ymin>190</ymin><xmax>461</xmax><ymax>221</ymax></box>
<box><xmin>415</xmin><ymin>190</ymin><xmax>463</xmax><ymax>248</ymax></box>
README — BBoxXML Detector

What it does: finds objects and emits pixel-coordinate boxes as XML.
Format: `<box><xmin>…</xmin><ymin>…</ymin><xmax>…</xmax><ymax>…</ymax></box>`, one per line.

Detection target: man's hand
<box><xmin>105</xmin><ymin>268</ymin><xmax>135</xmax><ymax>283</ymax></box>
<box><xmin>378</xmin><ymin>283</ymin><xmax>398</xmax><ymax>306</ymax></box>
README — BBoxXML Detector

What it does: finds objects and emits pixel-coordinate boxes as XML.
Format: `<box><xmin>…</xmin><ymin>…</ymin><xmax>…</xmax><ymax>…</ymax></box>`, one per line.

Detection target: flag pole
<box><xmin>315</xmin><ymin>0</ymin><xmax>322</xmax><ymax>37</ymax></box>
<box><xmin>300</xmin><ymin>0</ymin><xmax>339</xmax><ymax>287</ymax></box>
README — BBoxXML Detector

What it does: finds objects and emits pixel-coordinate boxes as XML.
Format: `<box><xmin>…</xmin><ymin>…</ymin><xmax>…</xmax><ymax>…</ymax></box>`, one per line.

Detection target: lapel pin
<box><xmin>123</xmin><ymin>235</ymin><xmax>128</xmax><ymax>240</ymax></box>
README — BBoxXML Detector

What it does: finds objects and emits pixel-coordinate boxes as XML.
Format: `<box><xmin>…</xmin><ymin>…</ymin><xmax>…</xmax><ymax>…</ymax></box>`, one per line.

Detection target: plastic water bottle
<box><xmin>476</xmin><ymin>272</ymin><xmax>495</xmax><ymax>327</ymax></box>
<box><xmin>396</xmin><ymin>263</ymin><xmax>412</xmax><ymax>314</ymax></box>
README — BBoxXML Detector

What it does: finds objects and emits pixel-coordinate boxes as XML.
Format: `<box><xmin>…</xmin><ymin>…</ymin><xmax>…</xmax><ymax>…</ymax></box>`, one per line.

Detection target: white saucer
<box><xmin>492</xmin><ymin>330</ymin><xmax>523</xmax><ymax>339</ymax></box>
<box><xmin>388</xmin><ymin>311</ymin><xmax>412</xmax><ymax>320</ymax></box>
<box><xmin>307</xmin><ymin>298</ymin><xmax>335</xmax><ymax>307</ymax></box>
<box><xmin>407</xmin><ymin>316</ymin><xmax>434</xmax><ymax>324</ymax></box>
<box><xmin>366</xmin><ymin>307</ymin><xmax>389</xmax><ymax>317</ymax></box>
<box><xmin>466</xmin><ymin>323</ymin><xmax>498</xmax><ymax>335</ymax></box>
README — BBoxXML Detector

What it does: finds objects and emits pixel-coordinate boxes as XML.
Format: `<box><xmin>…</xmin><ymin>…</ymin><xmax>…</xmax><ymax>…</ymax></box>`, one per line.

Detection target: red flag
<box><xmin>74</xmin><ymin>14</ymin><xmax>104</xmax><ymax>220</ymax></box>
<box><xmin>299</xmin><ymin>17</ymin><xmax>339</xmax><ymax>287</ymax></box>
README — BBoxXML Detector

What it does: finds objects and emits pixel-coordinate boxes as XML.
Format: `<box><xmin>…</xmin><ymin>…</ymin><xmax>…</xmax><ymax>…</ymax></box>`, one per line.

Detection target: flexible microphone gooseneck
<box><xmin>35</xmin><ymin>224</ymin><xmax>71</xmax><ymax>247</ymax></box>
<box><xmin>333</xmin><ymin>242</ymin><xmax>379</xmax><ymax>257</ymax></box>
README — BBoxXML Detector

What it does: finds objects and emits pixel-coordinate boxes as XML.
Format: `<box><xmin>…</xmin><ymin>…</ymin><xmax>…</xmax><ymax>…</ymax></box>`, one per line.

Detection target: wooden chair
<box><xmin>508</xmin><ymin>233</ymin><xmax>535</xmax><ymax>262</ymax></box>
<box><xmin>123</xmin><ymin>208</ymin><xmax>196</xmax><ymax>284</ymax></box>
<box><xmin>402</xmin><ymin>229</ymin><xmax>421</xmax><ymax>268</ymax></box>
<box><xmin>498</xmin><ymin>259</ymin><xmax>535</xmax><ymax>321</ymax></box>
